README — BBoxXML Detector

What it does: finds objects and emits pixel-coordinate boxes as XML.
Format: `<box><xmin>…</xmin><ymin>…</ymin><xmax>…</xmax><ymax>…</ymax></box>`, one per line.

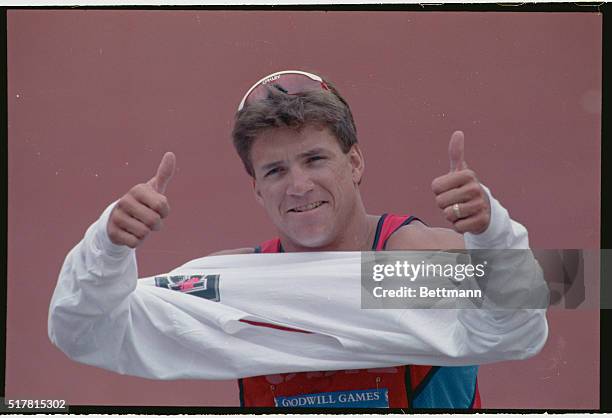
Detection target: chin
<box><xmin>295</xmin><ymin>237</ymin><xmax>331</xmax><ymax>249</ymax></box>
<box><xmin>287</xmin><ymin>227</ymin><xmax>333</xmax><ymax>250</ymax></box>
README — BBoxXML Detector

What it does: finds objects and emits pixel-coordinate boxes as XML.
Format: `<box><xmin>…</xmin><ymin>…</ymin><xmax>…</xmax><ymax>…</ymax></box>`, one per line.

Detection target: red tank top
<box><xmin>239</xmin><ymin>214</ymin><xmax>481</xmax><ymax>409</ymax></box>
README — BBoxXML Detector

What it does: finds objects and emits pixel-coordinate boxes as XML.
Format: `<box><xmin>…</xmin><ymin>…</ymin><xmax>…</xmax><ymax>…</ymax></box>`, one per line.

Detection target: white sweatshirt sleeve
<box><xmin>48</xmin><ymin>190</ymin><xmax>548</xmax><ymax>380</ymax></box>
<box><xmin>458</xmin><ymin>185</ymin><xmax>549</xmax><ymax>362</ymax></box>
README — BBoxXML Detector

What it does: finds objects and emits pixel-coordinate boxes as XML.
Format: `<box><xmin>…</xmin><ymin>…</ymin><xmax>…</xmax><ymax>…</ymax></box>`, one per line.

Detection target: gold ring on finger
<box><xmin>453</xmin><ymin>203</ymin><xmax>461</xmax><ymax>219</ymax></box>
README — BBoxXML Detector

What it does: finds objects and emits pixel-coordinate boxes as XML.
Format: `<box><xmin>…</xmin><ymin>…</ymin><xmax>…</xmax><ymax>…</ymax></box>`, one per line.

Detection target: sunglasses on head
<box><xmin>237</xmin><ymin>70</ymin><xmax>330</xmax><ymax>111</ymax></box>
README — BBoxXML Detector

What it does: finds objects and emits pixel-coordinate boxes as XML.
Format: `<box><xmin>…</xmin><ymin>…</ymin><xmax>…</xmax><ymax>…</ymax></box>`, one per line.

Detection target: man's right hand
<box><xmin>107</xmin><ymin>152</ymin><xmax>176</xmax><ymax>248</ymax></box>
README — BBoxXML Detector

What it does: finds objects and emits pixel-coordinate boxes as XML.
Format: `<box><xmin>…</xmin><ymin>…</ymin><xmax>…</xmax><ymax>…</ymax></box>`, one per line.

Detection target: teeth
<box><xmin>292</xmin><ymin>201</ymin><xmax>324</xmax><ymax>212</ymax></box>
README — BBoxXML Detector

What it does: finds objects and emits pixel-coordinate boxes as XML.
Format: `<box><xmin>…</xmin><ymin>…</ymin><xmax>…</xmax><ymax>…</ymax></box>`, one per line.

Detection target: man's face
<box><xmin>251</xmin><ymin>124</ymin><xmax>364</xmax><ymax>249</ymax></box>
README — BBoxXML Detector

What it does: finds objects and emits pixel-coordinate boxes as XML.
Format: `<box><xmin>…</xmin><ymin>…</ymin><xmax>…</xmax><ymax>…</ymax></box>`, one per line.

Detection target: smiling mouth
<box><xmin>288</xmin><ymin>201</ymin><xmax>326</xmax><ymax>213</ymax></box>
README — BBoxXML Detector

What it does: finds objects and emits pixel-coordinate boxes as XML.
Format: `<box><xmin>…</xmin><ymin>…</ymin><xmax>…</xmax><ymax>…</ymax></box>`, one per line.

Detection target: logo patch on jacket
<box><xmin>154</xmin><ymin>274</ymin><xmax>220</xmax><ymax>301</ymax></box>
<box><xmin>275</xmin><ymin>388</ymin><xmax>389</xmax><ymax>408</ymax></box>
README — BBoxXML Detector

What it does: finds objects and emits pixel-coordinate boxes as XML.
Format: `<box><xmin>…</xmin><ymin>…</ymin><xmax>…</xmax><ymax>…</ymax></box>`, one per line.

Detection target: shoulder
<box><xmin>207</xmin><ymin>247</ymin><xmax>256</xmax><ymax>256</ymax></box>
<box><xmin>385</xmin><ymin>221</ymin><xmax>465</xmax><ymax>250</ymax></box>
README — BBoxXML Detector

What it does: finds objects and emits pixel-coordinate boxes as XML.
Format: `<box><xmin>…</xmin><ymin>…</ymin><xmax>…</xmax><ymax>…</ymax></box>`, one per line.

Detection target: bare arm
<box><xmin>208</xmin><ymin>247</ymin><xmax>255</xmax><ymax>256</ymax></box>
<box><xmin>385</xmin><ymin>221</ymin><xmax>465</xmax><ymax>251</ymax></box>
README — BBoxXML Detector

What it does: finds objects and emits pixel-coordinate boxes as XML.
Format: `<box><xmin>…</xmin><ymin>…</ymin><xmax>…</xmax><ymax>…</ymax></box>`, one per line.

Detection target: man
<box><xmin>49</xmin><ymin>70</ymin><xmax>547</xmax><ymax>409</ymax></box>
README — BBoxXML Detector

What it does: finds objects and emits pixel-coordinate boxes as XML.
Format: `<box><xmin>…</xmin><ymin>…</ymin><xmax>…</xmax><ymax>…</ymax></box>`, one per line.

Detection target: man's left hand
<box><xmin>431</xmin><ymin>131</ymin><xmax>491</xmax><ymax>234</ymax></box>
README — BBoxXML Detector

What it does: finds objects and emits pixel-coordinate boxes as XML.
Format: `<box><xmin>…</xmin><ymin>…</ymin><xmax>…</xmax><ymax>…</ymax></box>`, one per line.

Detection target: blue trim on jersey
<box><xmin>238</xmin><ymin>378</ymin><xmax>245</xmax><ymax>407</ymax></box>
<box><xmin>411</xmin><ymin>365</ymin><xmax>479</xmax><ymax>409</ymax></box>
<box><xmin>371</xmin><ymin>214</ymin><xmax>388</xmax><ymax>250</ymax></box>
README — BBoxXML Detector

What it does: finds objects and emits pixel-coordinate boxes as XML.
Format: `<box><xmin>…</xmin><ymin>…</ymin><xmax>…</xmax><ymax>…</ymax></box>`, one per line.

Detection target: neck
<box><xmin>280</xmin><ymin>199</ymin><xmax>376</xmax><ymax>252</ymax></box>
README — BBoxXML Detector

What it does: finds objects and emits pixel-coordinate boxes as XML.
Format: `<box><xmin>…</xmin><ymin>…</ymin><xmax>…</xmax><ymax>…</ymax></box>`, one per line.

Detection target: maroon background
<box><xmin>7</xmin><ymin>11</ymin><xmax>600</xmax><ymax>408</ymax></box>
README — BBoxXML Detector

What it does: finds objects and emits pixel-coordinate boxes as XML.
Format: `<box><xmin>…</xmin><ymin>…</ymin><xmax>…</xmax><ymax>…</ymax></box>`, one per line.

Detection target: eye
<box><xmin>307</xmin><ymin>155</ymin><xmax>326</xmax><ymax>164</ymax></box>
<box><xmin>264</xmin><ymin>167</ymin><xmax>283</xmax><ymax>178</ymax></box>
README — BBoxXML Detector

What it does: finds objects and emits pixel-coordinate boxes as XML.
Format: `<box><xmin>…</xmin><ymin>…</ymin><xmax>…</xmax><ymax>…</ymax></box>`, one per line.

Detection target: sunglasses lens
<box><xmin>240</xmin><ymin>72</ymin><xmax>328</xmax><ymax>110</ymax></box>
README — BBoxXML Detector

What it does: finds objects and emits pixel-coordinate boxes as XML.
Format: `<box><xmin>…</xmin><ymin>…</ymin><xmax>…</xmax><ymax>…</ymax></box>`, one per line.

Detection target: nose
<box><xmin>286</xmin><ymin>167</ymin><xmax>314</xmax><ymax>196</ymax></box>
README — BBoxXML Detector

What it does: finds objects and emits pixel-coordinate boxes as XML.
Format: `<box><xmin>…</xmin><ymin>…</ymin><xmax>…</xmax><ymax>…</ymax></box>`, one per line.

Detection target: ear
<box><xmin>348</xmin><ymin>144</ymin><xmax>365</xmax><ymax>185</ymax></box>
<box><xmin>252</xmin><ymin>177</ymin><xmax>264</xmax><ymax>206</ymax></box>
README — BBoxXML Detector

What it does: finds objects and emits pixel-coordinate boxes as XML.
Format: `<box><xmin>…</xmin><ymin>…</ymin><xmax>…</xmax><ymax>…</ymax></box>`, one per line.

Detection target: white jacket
<box><xmin>48</xmin><ymin>187</ymin><xmax>548</xmax><ymax>380</ymax></box>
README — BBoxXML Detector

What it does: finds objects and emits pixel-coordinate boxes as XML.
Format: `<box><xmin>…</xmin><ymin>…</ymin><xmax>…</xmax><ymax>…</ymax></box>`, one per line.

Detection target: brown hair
<box><xmin>232</xmin><ymin>79</ymin><xmax>358</xmax><ymax>177</ymax></box>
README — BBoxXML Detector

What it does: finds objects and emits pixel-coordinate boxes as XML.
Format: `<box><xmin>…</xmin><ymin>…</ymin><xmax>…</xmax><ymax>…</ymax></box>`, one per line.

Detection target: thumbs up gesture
<box><xmin>431</xmin><ymin>131</ymin><xmax>491</xmax><ymax>234</ymax></box>
<box><xmin>107</xmin><ymin>152</ymin><xmax>176</xmax><ymax>248</ymax></box>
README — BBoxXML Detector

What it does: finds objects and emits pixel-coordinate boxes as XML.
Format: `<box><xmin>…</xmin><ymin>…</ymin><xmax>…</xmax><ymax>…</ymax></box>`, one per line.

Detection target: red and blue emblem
<box><xmin>154</xmin><ymin>274</ymin><xmax>220</xmax><ymax>301</ymax></box>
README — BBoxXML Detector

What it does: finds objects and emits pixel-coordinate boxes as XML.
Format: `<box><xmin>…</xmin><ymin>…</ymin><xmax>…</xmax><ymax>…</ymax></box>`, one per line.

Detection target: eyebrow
<box><xmin>258</xmin><ymin>148</ymin><xmax>329</xmax><ymax>172</ymax></box>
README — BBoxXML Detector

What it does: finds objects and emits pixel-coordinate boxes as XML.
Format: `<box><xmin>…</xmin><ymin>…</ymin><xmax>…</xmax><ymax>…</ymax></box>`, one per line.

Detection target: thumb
<box><xmin>448</xmin><ymin>130</ymin><xmax>467</xmax><ymax>172</ymax></box>
<box><xmin>148</xmin><ymin>152</ymin><xmax>176</xmax><ymax>194</ymax></box>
